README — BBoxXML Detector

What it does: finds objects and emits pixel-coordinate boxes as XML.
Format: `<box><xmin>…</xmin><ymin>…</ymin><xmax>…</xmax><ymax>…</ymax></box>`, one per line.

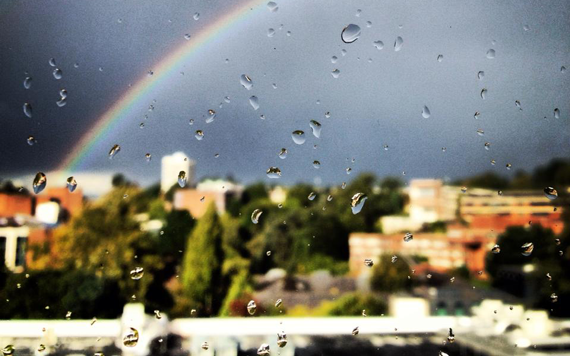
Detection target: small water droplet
<box><xmin>130</xmin><ymin>267</ymin><xmax>144</xmax><ymax>280</ymax></box>
<box><xmin>193</xmin><ymin>12</ymin><xmax>200</xmax><ymax>20</ymax></box>
<box><xmin>291</xmin><ymin>130</ymin><xmax>306</xmax><ymax>144</ymax></box>
<box><xmin>480</xmin><ymin>88</ymin><xmax>487</xmax><ymax>99</ymax></box>
<box><xmin>404</xmin><ymin>232</ymin><xmax>413</xmax><ymax>242</ymax></box>
<box><xmin>331</xmin><ymin>69</ymin><xmax>340</xmax><ymax>78</ymax></box>
<box><xmin>184</xmin><ymin>34</ymin><xmax>191</xmax><ymax>40</ymax></box>
<box><xmin>123</xmin><ymin>328</ymin><xmax>139</xmax><ymax>347</ymax></box>
<box><xmin>53</xmin><ymin>68</ymin><xmax>63</xmax><ymax>80</ymax></box>
<box><xmin>521</xmin><ymin>242</ymin><xmax>534</xmax><ymax>256</ymax></box>
<box><xmin>331</xmin><ymin>56</ymin><xmax>338</xmax><ymax>63</ymax></box>
<box><xmin>33</xmin><ymin>172</ymin><xmax>47</xmax><ymax>194</ymax></box>
<box><xmin>195</xmin><ymin>130</ymin><xmax>204</xmax><ymax>140</ymax></box>
<box><xmin>561</xmin><ymin>66</ymin><xmax>567</xmax><ymax>73</ymax></box>
<box><xmin>544</xmin><ymin>187</ymin><xmax>558</xmax><ymax>200</ymax></box>
<box><xmin>364</xmin><ymin>259</ymin><xmax>374</xmax><ymax>267</ymax></box>
<box><xmin>2</xmin><ymin>346</ymin><xmax>14</xmax><ymax>356</ymax></box>
<box><xmin>267</xmin><ymin>1</ymin><xmax>278</xmax><ymax>12</ymax></box>
<box><xmin>201</xmin><ymin>342</ymin><xmax>209</xmax><ymax>350</ymax></box>
<box><xmin>27</xmin><ymin>135</ymin><xmax>37</xmax><ymax>146</ymax></box>
<box><xmin>277</xmin><ymin>332</ymin><xmax>287</xmax><ymax>347</ymax></box>
<box><xmin>447</xmin><ymin>328</ymin><xmax>455</xmax><ymax>343</ymax></box>
<box><xmin>247</xmin><ymin>300</ymin><xmax>257</xmax><ymax>315</ymax></box>
<box><xmin>506</xmin><ymin>163</ymin><xmax>512</xmax><ymax>170</ymax></box>
<box><xmin>437</xmin><ymin>54</ymin><xmax>443</xmax><ymax>62</ymax></box>
<box><xmin>422</xmin><ymin>105</ymin><xmax>431</xmax><ymax>118</ymax></box>
<box><xmin>249</xmin><ymin>96</ymin><xmax>260</xmax><ymax>110</ymax></box>
<box><xmin>66</xmin><ymin>176</ymin><xmax>77</xmax><ymax>192</ymax></box>
<box><xmin>240</xmin><ymin>74</ymin><xmax>253</xmax><ymax>90</ymax></box>
<box><xmin>109</xmin><ymin>144</ymin><xmax>121</xmax><ymax>159</ymax></box>
<box><xmin>554</xmin><ymin>108</ymin><xmax>560</xmax><ymax>119</ymax></box>
<box><xmin>341</xmin><ymin>24</ymin><xmax>361</xmax><ymax>43</ymax></box>
<box><xmin>484</xmin><ymin>142</ymin><xmax>491</xmax><ymax>150</ymax></box>
<box><xmin>257</xmin><ymin>344</ymin><xmax>270</xmax><ymax>356</ymax></box>
<box><xmin>251</xmin><ymin>209</ymin><xmax>263</xmax><ymax>224</ymax></box>
<box><xmin>486</xmin><ymin>49</ymin><xmax>495</xmax><ymax>59</ymax></box>
<box><xmin>551</xmin><ymin>293</ymin><xmax>558</xmax><ymax>303</ymax></box>
<box><xmin>145</xmin><ymin>153</ymin><xmax>152</xmax><ymax>162</ymax></box>
<box><xmin>373</xmin><ymin>40</ymin><xmax>384</xmax><ymax>50</ymax></box>
<box><xmin>23</xmin><ymin>103</ymin><xmax>33</xmax><ymax>118</ymax></box>
<box><xmin>312</xmin><ymin>160</ymin><xmax>321</xmax><ymax>169</ymax></box>
<box><xmin>474</xmin><ymin>111</ymin><xmax>480</xmax><ymax>120</ymax></box>
<box><xmin>178</xmin><ymin>171</ymin><xmax>187</xmax><ymax>187</ymax></box>
<box><xmin>37</xmin><ymin>344</ymin><xmax>46</xmax><ymax>352</ymax></box>
<box><xmin>23</xmin><ymin>76</ymin><xmax>32</xmax><ymax>89</ymax></box>
<box><xmin>308</xmin><ymin>192</ymin><xmax>317</xmax><ymax>201</ymax></box>
<box><xmin>206</xmin><ymin>109</ymin><xmax>216</xmax><ymax>123</ymax></box>
<box><xmin>267</xmin><ymin>28</ymin><xmax>275</xmax><ymax>37</ymax></box>
<box><xmin>394</xmin><ymin>36</ymin><xmax>404</xmax><ymax>51</ymax></box>
<box><xmin>266</xmin><ymin>167</ymin><xmax>282</xmax><ymax>179</ymax></box>
<box><xmin>352</xmin><ymin>326</ymin><xmax>359</xmax><ymax>335</ymax></box>
<box><xmin>351</xmin><ymin>193</ymin><xmax>367</xmax><ymax>214</ymax></box>
<box><xmin>154</xmin><ymin>310</ymin><xmax>162</xmax><ymax>319</ymax></box>
<box><xmin>391</xmin><ymin>255</ymin><xmax>398</xmax><ymax>263</ymax></box>
<box><xmin>492</xmin><ymin>244</ymin><xmax>501</xmax><ymax>254</ymax></box>
<box><xmin>523</xmin><ymin>24</ymin><xmax>530</xmax><ymax>31</ymax></box>
<box><xmin>309</xmin><ymin>120</ymin><xmax>322</xmax><ymax>138</ymax></box>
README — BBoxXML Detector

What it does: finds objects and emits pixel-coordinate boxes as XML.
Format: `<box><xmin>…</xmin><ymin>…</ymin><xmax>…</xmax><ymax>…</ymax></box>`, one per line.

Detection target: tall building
<box><xmin>161</xmin><ymin>152</ymin><xmax>195</xmax><ymax>192</ymax></box>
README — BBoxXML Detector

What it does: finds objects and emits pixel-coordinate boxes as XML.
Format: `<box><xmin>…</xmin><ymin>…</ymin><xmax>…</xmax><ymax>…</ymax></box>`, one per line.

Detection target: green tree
<box><xmin>180</xmin><ymin>203</ymin><xmax>225</xmax><ymax>315</ymax></box>
<box><xmin>370</xmin><ymin>254</ymin><xmax>412</xmax><ymax>293</ymax></box>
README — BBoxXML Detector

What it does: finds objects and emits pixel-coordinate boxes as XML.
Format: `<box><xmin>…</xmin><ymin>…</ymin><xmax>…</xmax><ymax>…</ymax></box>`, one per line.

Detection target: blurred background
<box><xmin>1</xmin><ymin>0</ymin><xmax>570</xmax><ymax>355</ymax></box>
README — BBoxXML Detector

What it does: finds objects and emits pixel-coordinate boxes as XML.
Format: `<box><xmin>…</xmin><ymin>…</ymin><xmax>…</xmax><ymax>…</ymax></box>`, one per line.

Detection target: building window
<box><xmin>15</xmin><ymin>237</ymin><xmax>27</xmax><ymax>267</ymax></box>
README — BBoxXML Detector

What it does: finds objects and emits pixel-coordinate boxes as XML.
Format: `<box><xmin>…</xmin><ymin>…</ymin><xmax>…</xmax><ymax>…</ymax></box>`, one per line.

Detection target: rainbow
<box><xmin>59</xmin><ymin>0</ymin><xmax>268</xmax><ymax>174</ymax></box>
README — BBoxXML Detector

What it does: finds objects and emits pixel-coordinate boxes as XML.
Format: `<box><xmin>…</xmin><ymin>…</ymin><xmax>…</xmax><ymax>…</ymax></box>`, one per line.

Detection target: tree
<box><xmin>180</xmin><ymin>203</ymin><xmax>225</xmax><ymax>315</ymax></box>
<box><xmin>370</xmin><ymin>254</ymin><xmax>412</xmax><ymax>293</ymax></box>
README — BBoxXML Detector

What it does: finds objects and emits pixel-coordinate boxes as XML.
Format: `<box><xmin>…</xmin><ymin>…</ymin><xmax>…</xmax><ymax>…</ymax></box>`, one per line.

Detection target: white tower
<box><xmin>161</xmin><ymin>152</ymin><xmax>195</xmax><ymax>192</ymax></box>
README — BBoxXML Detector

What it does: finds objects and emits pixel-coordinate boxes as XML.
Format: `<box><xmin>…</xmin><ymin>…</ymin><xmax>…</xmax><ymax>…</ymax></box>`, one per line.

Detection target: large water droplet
<box><xmin>53</xmin><ymin>68</ymin><xmax>63</xmax><ymax>80</ymax></box>
<box><xmin>291</xmin><ymin>130</ymin><xmax>306</xmax><ymax>144</ymax></box>
<box><xmin>108</xmin><ymin>144</ymin><xmax>121</xmax><ymax>159</ymax></box>
<box><xmin>279</xmin><ymin>148</ymin><xmax>288</xmax><ymax>159</ymax></box>
<box><xmin>544</xmin><ymin>187</ymin><xmax>558</xmax><ymax>200</ymax></box>
<box><xmin>251</xmin><ymin>209</ymin><xmax>263</xmax><ymax>224</ymax></box>
<box><xmin>341</xmin><ymin>24</ymin><xmax>361</xmax><ymax>43</ymax></box>
<box><xmin>178</xmin><ymin>171</ymin><xmax>187</xmax><ymax>187</ymax></box>
<box><xmin>23</xmin><ymin>103</ymin><xmax>33</xmax><ymax>118</ymax></box>
<box><xmin>23</xmin><ymin>76</ymin><xmax>32</xmax><ymax>89</ymax></box>
<box><xmin>249</xmin><ymin>96</ymin><xmax>260</xmax><ymax>110</ymax></box>
<box><xmin>66</xmin><ymin>177</ymin><xmax>77</xmax><ymax>192</ymax></box>
<box><xmin>267</xmin><ymin>1</ymin><xmax>278</xmax><ymax>12</ymax></box>
<box><xmin>195</xmin><ymin>130</ymin><xmax>204</xmax><ymax>140</ymax></box>
<box><xmin>266</xmin><ymin>167</ymin><xmax>282</xmax><ymax>179</ymax></box>
<box><xmin>130</xmin><ymin>267</ymin><xmax>144</xmax><ymax>280</ymax></box>
<box><xmin>421</xmin><ymin>105</ymin><xmax>431</xmax><ymax>118</ymax></box>
<box><xmin>394</xmin><ymin>36</ymin><xmax>404</xmax><ymax>51</ymax></box>
<box><xmin>486</xmin><ymin>49</ymin><xmax>495</xmax><ymax>59</ymax></box>
<box><xmin>277</xmin><ymin>332</ymin><xmax>287</xmax><ymax>348</ymax></box>
<box><xmin>240</xmin><ymin>74</ymin><xmax>253</xmax><ymax>90</ymax></box>
<box><xmin>33</xmin><ymin>172</ymin><xmax>47</xmax><ymax>194</ymax></box>
<box><xmin>351</xmin><ymin>193</ymin><xmax>367</xmax><ymax>214</ymax></box>
<box><xmin>247</xmin><ymin>300</ymin><xmax>257</xmax><ymax>315</ymax></box>
<box><xmin>521</xmin><ymin>242</ymin><xmax>534</xmax><ymax>257</ymax></box>
<box><xmin>123</xmin><ymin>328</ymin><xmax>139</xmax><ymax>347</ymax></box>
<box><xmin>309</xmin><ymin>120</ymin><xmax>322</xmax><ymax>138</ymax></box>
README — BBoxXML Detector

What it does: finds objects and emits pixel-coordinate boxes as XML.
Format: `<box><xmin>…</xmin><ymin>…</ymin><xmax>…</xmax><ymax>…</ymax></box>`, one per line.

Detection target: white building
<box><xmin>0</xmin><ymin>218</ymin><xmax>29</xmax><ymax>272</ymax></box>
<box><xmin>160</xmin><ymin>152</ymin><xmax>195</xmax><ymax>192</ymax></box>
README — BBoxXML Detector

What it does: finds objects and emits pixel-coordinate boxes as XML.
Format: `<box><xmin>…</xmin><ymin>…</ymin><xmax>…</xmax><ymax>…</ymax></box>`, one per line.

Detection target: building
<box><xmin>380</xmin><ymin>179</ymin><xmax>460</xmax><ymax>234</ymax></box>
<box><xmin>0</xmin><ymin>193</ymin><xmax>32</xmax><ymax>217</ymax></box>
<box><xmin>0</xmin><ymin>217</ymin><xmax>29</xmax><ymax>272</ymax></box>
<box><xmin>161</xmin><ymin>152</ymin><xmax>195</xmax><ymax>192</ymax></box>
<box><xmin>174</xmin><ymin>179</ymin><xmax>243</xmax><ymax>218</ymax></box>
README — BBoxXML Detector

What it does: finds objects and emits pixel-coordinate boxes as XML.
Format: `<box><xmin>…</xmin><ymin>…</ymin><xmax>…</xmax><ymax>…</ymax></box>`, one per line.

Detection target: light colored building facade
<box><xmin>161</xmin><ymin>152</ymin><xmax>195</xmax><ymax>192</ymax></box>
<box><xmin>0</xmin><ymin>220</ymin><xmax>29</xmax><ymax>272</ymax></box>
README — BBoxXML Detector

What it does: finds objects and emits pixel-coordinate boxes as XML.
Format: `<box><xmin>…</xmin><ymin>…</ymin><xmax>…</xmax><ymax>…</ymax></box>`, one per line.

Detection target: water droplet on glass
<box><xmin>123</xmin><ymin>328</ymin><xmax>139</xmax><ymax>347</ymax></box>
<box><xmin>53</xmin><ymin>68</ymin><xmax>62</xmax><ymax>80</ymax></box>
<box><xmin>331</xmin><ymin>69</ymin><xmax>340</xmax><ymax>78</ymax></box>
<box><xmin>351</xmin><ymin>193</ymin><xmax>367</xmax><ymax>214</ymax></box>
<box><xmin>561</xmin><ymin>66</ymin><xmax>567</xmax><ymax>73</ymax></box>
<box><xmin>291</xmin><ymin>130</ymin><xmax>306</xmax><ymax>145</ymax></box>
<box><xmin>447</xmin><ymin>328</ymin><xmax>455</xmax><ymax>343</ymax></box>
<box><xmin>476</xmin><ymin>129</ymin><xmax>485</xmax><ymax>136</ymax></box>
<box><xmin>312</xmin><ymin>161</ymin><xmax>321</xmax><ymax>169</ymax></box>
<box><xmin>421</xmin><ymin>105</ymin><xmax>431</xmax><ymax>118</ymax></box>
<box><xmin>554</xmin><ymin>108</ymin><xmax>560</xmax><ymax>119</ymax></box>
<box><xmin>492</xmin><ymin>244</ymin><xmax>501</xmax><ymax>254</ymax></box>
<box><xmin>240</xmin><ymin>74</ymin><xmax>253</xmax><ymax>90</ymax></box>
<box><xmin>544</xmin><ymin>187</ymin><xmax>558</xmax><ymax>200</ymax></box>
<box><xmin>394</xmin><ymin>36</ymin><xmax>404</xmax><ymax>51</ymax></box>
<box><xmin>144</xmin><ymin>153</ymin><xmax>152</xmax><ymax>162</ymax></box>
<box><xmin>480</xmin><ymin>88</ymin><xmax>487</xmax><ymax>100</ymax></box>
<box><xmin>331</xmin><ymin>56</ymin><xmax>338</xmax><ymax>63</ymax></box>
<box><xmin>266</xmin><ymin>167</ymin><xmax>282</xmax><ymax>179</ymax></box>
<box><xmin>486</xmin><ymin>49</ymin><xmax>495</xmax><ymax>59</ymax></box>
<box><xmin>277</xmin><ymin>332</ymin><xmax>287</xmax><ymax>347</ymax></box>
<box><xmin>341</xmin><ymin>24</ymin><xmax>361</xmax><ymax>43</ymax></box>
<box><xmin>109</xmin><ymin>144</ymin><xmax>120</xmax><ymax>159</ymax></box>
<box><xmin>308</xmin><ymin>192</ymin><xmax>316</xmax><ymax>201</ymax></box>
<box><xmin>309</xmin><ymin>120</ymin><xmax>322</xmax><ymax>138</ymax></box>
<box><xmin>195</xmin><ymin>130</ymin><xmax>204</xmax><ymax>140</ymax></box>
<box><xmin>484</xmin><ymin>142</ymin><xmax>490</xmax><ymax>150</ymax></box>
<box><xmin>391</xmin><ymin>255</ymin><xmax>398</xmax><ymax>263</ymax></box>
<box><xmin>515</xmin><ymin>100</ymin><xmax>522</xmax><ymax>110</ymax></box>
<box><xmin>257</xmin><ymin>344</ymin><xmax>270</xmax><ymax>356</ymax></box>
<box><xmin>373</xmin><ymin>40</ymin><xmax>384</xmax><ymax>50</ymax></box>
<box><xmin>154</xmin><ymin>310</ymin><xmax>162</xmax><ymax>319</ymax></box>
<box><xmin>278</xmin><ymin>148</ymin><xmax>287</xmax><ymax>159</ymax></box>
<box><xmin>2</xmin><ymin>346</ymin><xmax>14</xmax><ymax>356</ymax></box>
<box><xmin>437</xmin><ymin>54</ymin><xmax>443</xmax><ymax>62</ymax></box>
<box><xmin>506</xmin><ymin>163</ymin><xmax>512</xmax><ymax>170</ymax></box>
<box><xmin>352</xmin><ymin>326</ymin><xmax>359</xmax><ymax>335</ymax></box>
<box><xmin>66</xmin><ymin>176</ymin><xmax>77</xmax><ymax>192</ymax></box>
<box><xmin>521</xmin><ymin>242</ymin><xmax>534</xmax><ymax>256</ymax></box>
<box><xmin>364</xmin><ymin>259</ymin><xmax>374</xmax><ymax>267</ymax></box>
<box><xmin>477</xmin><ymin>71</ymin><xmax>485</xmax><ymax>80</ymax></box>
<box><xmin>37</xmin><ymin>344</ymin><xmax>46</xmax><ymax>352</ymax></box>
<box><xmin>461</xmin><ymin>186</ymin><xmax>468</xmax><ymax>193</ymax></box>
<box><xmin>201</xmin><ymin>342</ymin><xmax>209</xmax><ymax>350</ymax></box>
<box><xmin>404</xmin><ymin>232</ymin><xmax>413</xmax><ymax>242</ymax></box>
<box><xmin>56</xmin><ymin>97</ymin><xmax>67</xmax><ymax>107</ymax></box>
<box><xmin>249</xmin><ymin>96</ymin><xmax>260</xmax><ymax>110</ymax></box>
<box><xmin>267</xmin><ymin>28</ymin><xmax>275</xmax><ymax>37</ymax></box>
<box><xmin>251</xmin><ymin>209</ymin><xmax>263</xmax><ymax>224</ymax></box>
<box><xmin>193</xmin><ymin>12</ymin><xmax>200</xmax><ymax>20</ymax></box>
<box><xmin>247</xmin><ymin>300</ymin><xmax>257</xmax><ymax>315</ymax></box>
<box><xmin>551</xmin><ymin>293</ymin><xmax>558</xmax><ymax>303</ymax></box>
<box><xmin>130</xmin><ymin>267</ymin><xmax>144</xmax><ymax>280</ymax></box>
<box><xmin>178</xmin><ymin>171</ymin><xmax>187</xmax><ymax>187</ymax></box>
<box><xmin>65</xmin><ymin>311</ymin><xmax>72</xmax><ymax>319</ymax></box>
<box><xmin>23</xmin><ymin>76</ymin><xmax>32</xmax><ymax>89</ymax></box>
<box><xmin>184</xmin><ymin>33</ymin><xmax>192</xmax><ymax>40</ymax></box>
<box><xmin>23</xmin><ymin>103</ymin><xmax>33</xmax><ymax>118</ymax></box>
<box><xmin>33</xmin><ymin>172</ymin><xmax>47</xmax><ymax>194</ymax></box>
<box><xmin>27</xmin><ymin>135</ymin><xmax>37</xmax><ymax>146</ymax></box>
<box><xmin>266</xmin><ymin>250</ymin><xmax>271</xmax><ymax>256</ymax></box>
<box><xmin>206</xmin><ymin>109</ymin><xmax>216</xmax><ymax>123</ymax></box>
<box><xmin>267</xmin><ymin>1</ymin><xmax>278</xmax><ymax>12</ymax></box>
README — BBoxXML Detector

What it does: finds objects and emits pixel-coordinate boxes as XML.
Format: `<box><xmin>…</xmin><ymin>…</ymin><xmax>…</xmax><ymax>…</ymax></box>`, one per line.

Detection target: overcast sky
<box><xmin>1</xmin><ymin>0</ymin><xmax>569</xmax><ymax>190</ymax></box>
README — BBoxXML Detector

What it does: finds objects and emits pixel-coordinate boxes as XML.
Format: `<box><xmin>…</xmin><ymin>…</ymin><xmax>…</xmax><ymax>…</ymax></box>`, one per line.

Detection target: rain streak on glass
<box><xmin>421</xmin><ymin>105</ymin><xmax>431</xmax><ymax>118</ymax></box>
<box><xmin>277</xmin><ymin>332</ymin><xmax>287</xmax><ymax>347</ymax></box>
<box><xmin>123</xmin><ymin>328</ymin><xmax>139</xmax><ymax>347</ymax></box>
<box><xmin>279</xmin><ymin>148</ymin><xmax>288</xmax><ymax>159</ymax></box>
<box><xmin>544</xmin><ymin>187</ymin><xmax>558</xmax><ymax>200</ymax></box>
<box><xmin>251</xmin><ymin>209</ymin><xmax>263</xmax><ymax>224</ymax></box>
<box><xmin>341</xmin><ymin>24</ymin><xmax>361</xmax><ymax>43</ymax></box>
<box><xmin>240</xmin><ymin>74</ymin><xmax>253</xmax><ymax>90</ymax></box>
<box><xmin>108</xmin><ymin>144</ymin><xmax>121</xmax><ymax>159</ymax></box>
<box><xmin>23</xmin><ymin>103</ymin><xmax>33</xmax><ymax>118</ymax></box>
<box><xmin>247</xmin><ymin>300</ymin><xmax>257</xmax><ymax>315</ymax></box>
<box><xmin>394</xmin><ymin>36</ymin><xmax>404</xmax><ymax>51</ymax></box>
<box><xmin>23</xmin><ymin>76</ymin><xmax>32</xmax><ymax>89</ymax></box>
<box><xmin>351</xmin><ymin>193</ymin><xmax>367</xmax><ymax>215</ymax></box>
<box><xmin>257</xmin><ymin>344</ymin><xmax>270</xmax><ymax>356</ymax></box>
<box><xmin>291</xmin><ymin>130</ymin><xmax>306</xmax><ymax>145</ymax></box>
<box><xmin>33</xmin><ymin>172</ymin><xmax>47</xmax><ymax>194</ymax></box>
<box><xmin>266</xmin><ymin>167</ymin><xmax>282</xmax><ymax>179</ymax></box>
<box><xmin>309</xmin><ymin>120</ymin><xmax>322</xmax><ymax>138</ymax></box>
<box><xmin>521</xmin><ymin>242</ymin><xmax>534</xmax><ymax>256</ymax></box>
<box><xmin>66</xmin><ymin>177</ymin><xmax>77</xmax><ymax>192</ymax></box>
<box><xmin>178</xmin><ymin>171</ymin><xmax>187</xmax><ymax>187</ymax></box>
<box><xmin>130</xmin><ymin>267</ymin><xmax>144</xmax><ymax>280</ymax></box>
